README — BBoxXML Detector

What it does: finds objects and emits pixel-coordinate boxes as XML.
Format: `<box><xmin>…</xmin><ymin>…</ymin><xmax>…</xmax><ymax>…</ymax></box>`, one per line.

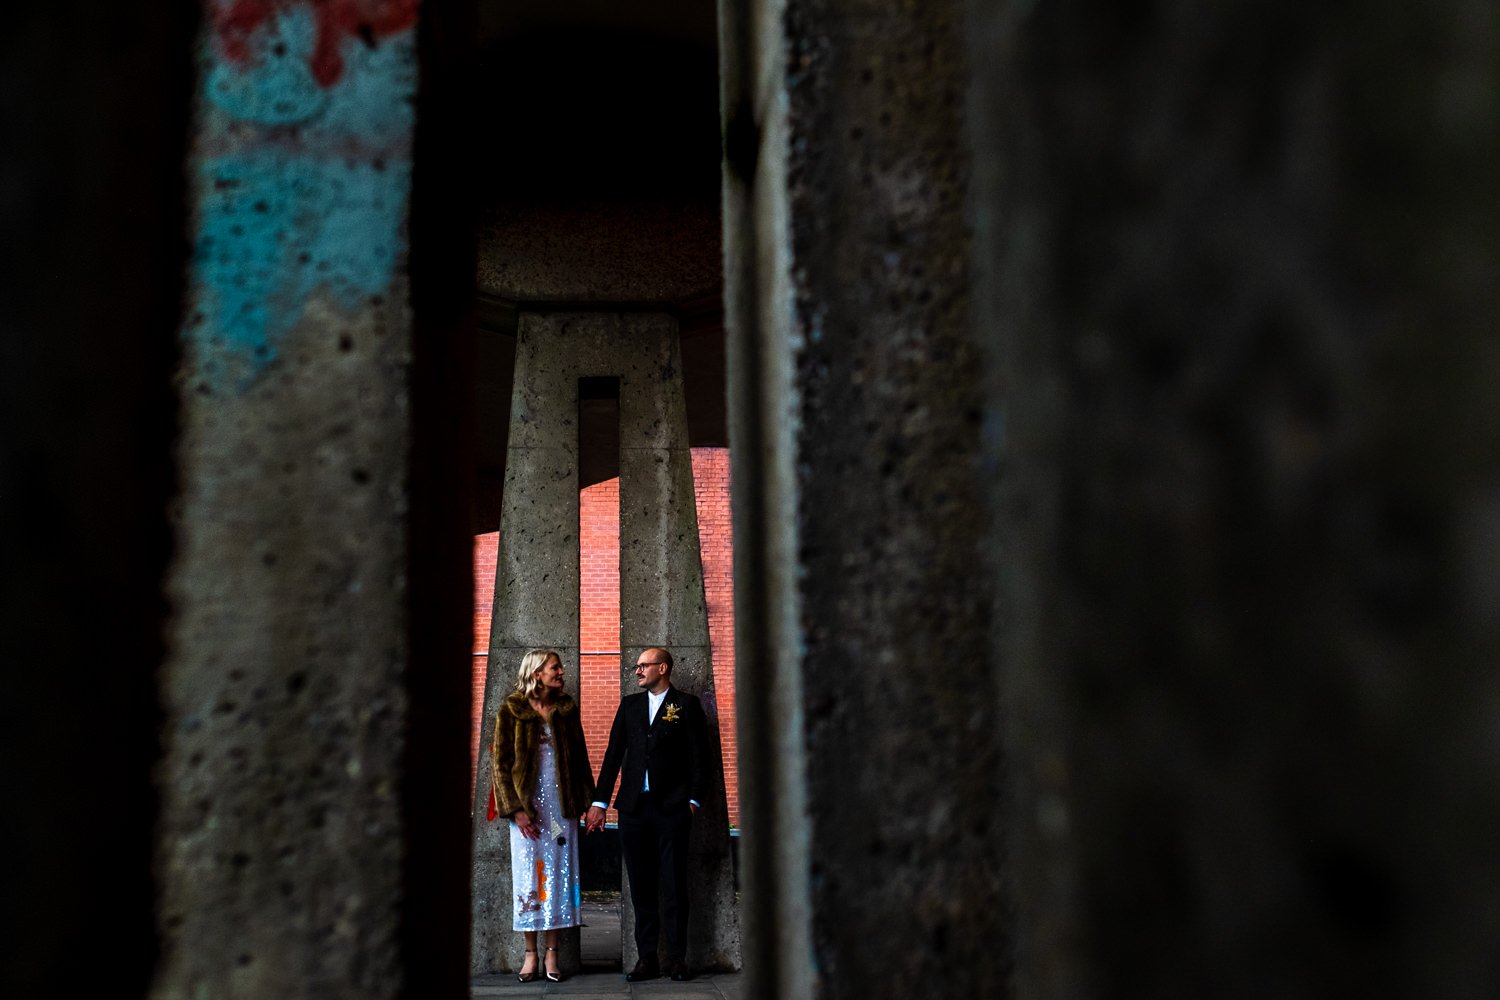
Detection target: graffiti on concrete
<box><xmin>185</xmin><ymin>2</ymin><xmax>418</xmax><ymax>387</ymax></box>
<box><xmin>214</xmin><ymin>0</ymin><xmax>419</xmax><ymax>87</ymax></box>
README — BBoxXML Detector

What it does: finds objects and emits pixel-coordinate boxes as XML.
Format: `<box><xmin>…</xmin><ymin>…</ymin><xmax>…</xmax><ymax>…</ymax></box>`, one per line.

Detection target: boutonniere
<box><xmin>661</xmin><ymin>703</ymin><xmax>681</xmax><ymax>723</ymax></box>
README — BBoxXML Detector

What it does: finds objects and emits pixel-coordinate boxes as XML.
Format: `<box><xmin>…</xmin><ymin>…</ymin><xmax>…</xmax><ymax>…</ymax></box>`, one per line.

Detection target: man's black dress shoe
<box><xmin>625</xmin><ymin>957</ymin><xmax>660</xmax><ymax>982</ymax></box>
<box><xmin>668</xmin><ymin>960</ymin><xmax>694</xmax><ymax>982</ymax></box>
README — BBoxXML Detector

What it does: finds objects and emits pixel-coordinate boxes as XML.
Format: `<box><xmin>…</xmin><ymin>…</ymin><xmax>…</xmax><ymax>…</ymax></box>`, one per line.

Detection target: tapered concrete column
<box><xmin>469</xmin><ymin>309</ymin><xmax>583</xmax><ymax>975</ymax></box>
<box><xmin>471</xmin><ymin>311</ymin><xmax>740</xmax><ymax>974</ymax></box>
<box><xmin>617</xmin><ymin>316</ymin><xmax>740</xmax><ymax>974</ymax></box>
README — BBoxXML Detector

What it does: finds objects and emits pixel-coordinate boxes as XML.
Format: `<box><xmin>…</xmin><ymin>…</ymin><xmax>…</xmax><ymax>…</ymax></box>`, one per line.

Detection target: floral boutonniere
<box><xmin>661</xmin><ymin>703</ymin><xmax>681</xmax><ymax>724</ymax></box>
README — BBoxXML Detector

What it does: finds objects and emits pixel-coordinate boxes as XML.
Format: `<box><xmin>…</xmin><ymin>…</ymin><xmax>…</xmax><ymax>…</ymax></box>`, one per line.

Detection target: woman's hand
<box><xmin>512</xmin><ymin>810</ymin><xmax>540</xmax><ymax>839</ymax></box>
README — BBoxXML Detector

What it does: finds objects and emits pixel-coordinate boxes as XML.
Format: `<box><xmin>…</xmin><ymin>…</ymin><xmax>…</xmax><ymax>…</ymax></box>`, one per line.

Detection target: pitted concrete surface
<box><xmin>477</xmin><ymin>202</ymin><xmax>720</xmax><ymax>303</ymax></box>
<box><xmin>160</xmin><ymin>286</ymin><xmax>414</xmax><ymax>999</ymax></box>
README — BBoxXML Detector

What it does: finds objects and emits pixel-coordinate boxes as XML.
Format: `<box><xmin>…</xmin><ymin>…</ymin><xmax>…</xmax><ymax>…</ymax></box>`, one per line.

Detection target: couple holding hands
<box><xmin>489</xmin><ymin>646</ymin><xmax>708</xmax><ymax>983</ymax></box>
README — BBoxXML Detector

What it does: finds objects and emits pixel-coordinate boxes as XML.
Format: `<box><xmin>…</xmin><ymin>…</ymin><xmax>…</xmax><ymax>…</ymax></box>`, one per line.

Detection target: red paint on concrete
<box><xmin>214</xmin><ymin>0</ymin><xmax>420</xmax><ymax>87</ymax></box>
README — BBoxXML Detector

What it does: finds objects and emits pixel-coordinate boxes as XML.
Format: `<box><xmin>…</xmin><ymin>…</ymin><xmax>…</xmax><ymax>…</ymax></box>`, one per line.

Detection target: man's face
<box><xmin>634</xmin><ymin>651</ymin><xmax>669</xmax><ymax>692</ymax></box>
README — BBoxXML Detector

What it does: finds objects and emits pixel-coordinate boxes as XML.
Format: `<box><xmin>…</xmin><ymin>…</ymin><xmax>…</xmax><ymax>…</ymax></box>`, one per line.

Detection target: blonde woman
<box><xmin>490</xmin><ymin>648</ymin><xmax>596</xmax><ymax>982</ymax></box>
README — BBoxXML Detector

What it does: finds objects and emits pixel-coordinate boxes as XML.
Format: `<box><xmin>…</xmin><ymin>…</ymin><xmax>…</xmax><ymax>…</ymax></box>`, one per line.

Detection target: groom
<box><xmin>585</xmin><ymin>646</ymin><xmax>709</xmax><ymax>982</ymax></box>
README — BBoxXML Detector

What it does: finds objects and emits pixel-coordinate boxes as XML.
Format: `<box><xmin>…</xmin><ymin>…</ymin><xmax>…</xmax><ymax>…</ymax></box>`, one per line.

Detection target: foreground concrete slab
<box><xmin>155</xmin><ymin>9</ymin><xmax>444</xmax><ymax>999</ymax></box>
<box><xmin>719</xmin><ymin>0</ymin><xmax>1005</xmax><ymax>997</ymax></box>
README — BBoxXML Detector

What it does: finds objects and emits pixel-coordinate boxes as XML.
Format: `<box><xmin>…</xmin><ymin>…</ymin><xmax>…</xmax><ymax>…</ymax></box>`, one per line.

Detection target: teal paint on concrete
<box><xmin>184</xmin><ymin>4</ymin><xmax>417</xmax><ymax>387</ymax></box>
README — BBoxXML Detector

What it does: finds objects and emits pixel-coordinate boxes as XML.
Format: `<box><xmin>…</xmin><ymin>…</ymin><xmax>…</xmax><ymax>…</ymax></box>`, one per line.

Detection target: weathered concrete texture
<box><xmin>966</xmin><ymin>2</ymin><xmax>1500</xmax><ymax>998</ymax></box>
<box><xmin>717</xmin><ymin>0</ymin><xmax>817</xmax><ymax>995</ymax></box>
<box><xmin>472</xmin><ymin>312</ymin><xmax>740</xmax><ymax>975</ymax></box>
<box><xmin>472</xmin><ymin>415</ymin><xmax>583</xmax><ymax>969</ymax></box>
<box><xmin>477</xmin><ymin>201</ymin><xmax>721</xmax><ymax>302</ymax></box>
<box><xmin>471</xmin><ymin>309</ymin><xmax>585</xmax><ymax>975</ymax></box>
<box><xmin>749</xmin><ymin>0</ymin><xmax>1010</xmax><ymax>997</ymax></box>
<box><xmin>615</xmin><ymin>319</ymin><xmax>740</xmax><ymax>969</ymax></box>
<box><xmin>155</xmin><ymin>10</ymin><xmax>423</xmax><ymax>999</ymax></box>
<box><xmin>160</xmin><ymin>288</ymin><xmax>413</xmax><ymax>999</ymax></box>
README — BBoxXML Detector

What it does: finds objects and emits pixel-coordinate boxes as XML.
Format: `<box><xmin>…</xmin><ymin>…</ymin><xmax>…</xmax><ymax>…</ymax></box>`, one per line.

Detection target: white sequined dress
<box><xmin>509</xmin><ymin>722</ymin><xmax>582</xmax><ymax>930</ymax></box>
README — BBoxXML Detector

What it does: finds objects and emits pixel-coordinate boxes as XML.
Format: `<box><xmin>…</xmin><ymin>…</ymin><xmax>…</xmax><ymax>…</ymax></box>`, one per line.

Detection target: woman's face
<box><xmin>537</xmin><ymin>656</ymin><xmax>564</xmax><ymax>692</ymax></box>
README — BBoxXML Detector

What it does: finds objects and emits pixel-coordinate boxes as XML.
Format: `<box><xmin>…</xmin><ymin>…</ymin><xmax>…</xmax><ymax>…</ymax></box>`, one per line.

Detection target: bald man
<box><xmin>586</xmin><ymin>647</ymin><xmax>708</xmax><ymax>982</ymax></box>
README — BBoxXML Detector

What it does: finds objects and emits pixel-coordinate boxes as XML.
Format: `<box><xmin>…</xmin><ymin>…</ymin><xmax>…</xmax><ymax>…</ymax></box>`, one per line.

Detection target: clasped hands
<box><xmin>579</xmin><ymin>802</ymin><xmax>695</xmax><ymax>834</ymax></box>
<box><xmin>513</xmin><ymin>807</ymin><xmax>609</xmax><ymax>838</ymax></box>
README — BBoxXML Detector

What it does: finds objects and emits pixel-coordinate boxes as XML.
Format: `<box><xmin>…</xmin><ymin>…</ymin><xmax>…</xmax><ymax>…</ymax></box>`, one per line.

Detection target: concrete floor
<box><xmin>472</xmin><ymin>899</ymin><xmax>743</xmax><ymax>1000</ymax></box>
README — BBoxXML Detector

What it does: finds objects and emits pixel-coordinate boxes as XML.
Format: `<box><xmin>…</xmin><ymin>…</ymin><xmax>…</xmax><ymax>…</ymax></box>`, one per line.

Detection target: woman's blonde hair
<box><xmin>513</xmin><ymin>648</ymin><xmax>562</xmax><ymax>700</ymax></box>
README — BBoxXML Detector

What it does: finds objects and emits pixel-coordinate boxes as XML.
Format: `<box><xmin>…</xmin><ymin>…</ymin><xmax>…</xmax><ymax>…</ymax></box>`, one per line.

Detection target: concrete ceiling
<box><xmin>470</xmin><ymin>1</ymin><xmax>726</xmax><ymax>533</ymax></box>
<box><xmin>478</xmin><ymin>0</ymin><xmax>718</xmax><ymax>53</ymax></box>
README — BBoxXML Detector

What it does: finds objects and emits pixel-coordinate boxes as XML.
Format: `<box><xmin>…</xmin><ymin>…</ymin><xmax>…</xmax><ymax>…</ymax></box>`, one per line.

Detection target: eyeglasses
<box><xmin>634</xmin><ymin>661</ymin><xmax>664</xmax><ymax>670</ymax></box>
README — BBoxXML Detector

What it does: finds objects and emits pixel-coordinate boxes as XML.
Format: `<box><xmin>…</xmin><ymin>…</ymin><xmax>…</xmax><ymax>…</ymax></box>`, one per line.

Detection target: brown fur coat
<box><xmin>490</xmin><ymin>691</ymin><xmax>595</xmax><ymax>822</ymax></box>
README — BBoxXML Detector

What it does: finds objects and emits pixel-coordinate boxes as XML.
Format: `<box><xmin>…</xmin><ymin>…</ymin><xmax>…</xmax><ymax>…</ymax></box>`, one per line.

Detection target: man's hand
<box><xmin>584</xmin><ymin>805</ymin><xmax>606</xmax><ymax>833</ymax></box>
<box><xmin>513</xmin><ymin>810</ymin><xmax>540</xmax><ymax>839</ymax></box>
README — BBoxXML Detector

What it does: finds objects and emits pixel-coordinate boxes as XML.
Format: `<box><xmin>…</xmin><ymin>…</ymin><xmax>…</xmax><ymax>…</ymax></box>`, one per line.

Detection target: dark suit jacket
<box><xmin>595</xmin><ymin>686</ymin><xmax>708</xmax><ymax>814</ymax></box>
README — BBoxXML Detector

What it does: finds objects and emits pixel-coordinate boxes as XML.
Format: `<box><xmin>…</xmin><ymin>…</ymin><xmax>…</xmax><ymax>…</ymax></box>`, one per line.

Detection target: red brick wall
<box><xmin>471</xmin><ymin>447</ymin><xmax>738</xmax><ymax>828</ymax></box>
<box><xmin>578</xmin><ymin>477</ymin><xmax>621</xmax><ymax>823</ymax></box>
<box><xmin>471</xmin><ymin>531</ymin><xmax>496</xmax><ymax>796</ymax></box>
<box><xmin>692</xmin><ymin>448</ymin><xmax>738</xmax><ymax>828</ymax></box>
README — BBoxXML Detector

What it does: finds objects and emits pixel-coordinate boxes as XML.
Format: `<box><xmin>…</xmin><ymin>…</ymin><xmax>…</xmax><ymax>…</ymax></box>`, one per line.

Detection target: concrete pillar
<box><xmin>153</xmin><ymin>7</ymin><xmax>473</xmax><ymax>998</ymax></box>
<box><xmin>718</xmin><ymin>0</ymin><xmax>814</xmax><ymax>995</ymax></box>
<box><xmin>471</xmin><ymin>311</ymin><xmax>740</xmax><ymax>974</ymax></box>
<box><xmin>963</xmin><ymin>2</ymin><xmax>1500</xmax><ymax>998</ymax></box>
<box><xmin>720</xmin><ymin>0</ymin><xmax>1008</xmax><ymax>997</ymax></box>
<box><xmin>469</xmin><ymin>307</ymin><xmax>583</xmax><ymax>975</ymax></box>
